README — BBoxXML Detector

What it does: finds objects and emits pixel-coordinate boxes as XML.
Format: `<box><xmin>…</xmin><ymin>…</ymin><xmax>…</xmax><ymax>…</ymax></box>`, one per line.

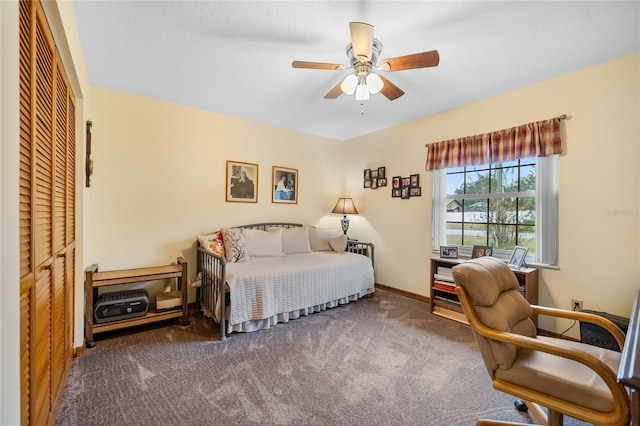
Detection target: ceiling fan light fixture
<box><xmin>355</xmin><ymin>83</ymin><xmax>370</xmax><ymax>101</ymax></box>
<box><xmin>366</xmin><ymin>73</ymin><xmax>384</xmax><ymax>94</ymax></box>
<box><xmin>340</xmin><ymin>74</ymin><xmax>358</xmax><ymax>95</ymax></box>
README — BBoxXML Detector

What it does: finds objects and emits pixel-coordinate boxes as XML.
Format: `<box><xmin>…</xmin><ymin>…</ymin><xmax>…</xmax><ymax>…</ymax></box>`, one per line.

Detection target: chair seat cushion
<box><xmin>495</xmin><ymin>336</ymin><xmax>621</xmax><ymax>413</ymax></box>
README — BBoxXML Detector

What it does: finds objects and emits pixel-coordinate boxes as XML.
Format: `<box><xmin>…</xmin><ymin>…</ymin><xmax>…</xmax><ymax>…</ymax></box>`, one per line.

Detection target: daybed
<box><xmin>196</xmin><ymin>223</ymin><xmax>375</xmax><ymax>340</ymax></box>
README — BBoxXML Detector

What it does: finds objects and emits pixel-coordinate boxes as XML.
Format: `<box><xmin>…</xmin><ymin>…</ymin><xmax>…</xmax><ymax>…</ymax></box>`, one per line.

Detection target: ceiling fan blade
<box><xmin>349</xmin><ymin>22</ymin><xmax>374</xmax><ymax>62</ymax></box>
<box><xmin>378</xmin><ymin>75</ymin><xmax>405</xmax><ymax>100</ymax></box>
<box><xmin>323</xmin><ymin>81</ymin><xmax>343</xmax><ymax>99</ymax></box>
<box><xmin>292</xmin><ymin>61</ymin><xmax>342</xmax><ymax>70</ymax></box>
<box><xmin>379</xmin><ymin>50</ymin><xmax>440</xmax><ymax>72</ymax></box>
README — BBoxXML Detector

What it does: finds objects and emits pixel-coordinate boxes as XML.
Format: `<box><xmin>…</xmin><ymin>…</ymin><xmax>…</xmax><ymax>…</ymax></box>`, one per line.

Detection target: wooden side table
<box><xmin>85</xmin><ymin>256</ymin><xmax>188</xmax><ymax>347</ymax></box>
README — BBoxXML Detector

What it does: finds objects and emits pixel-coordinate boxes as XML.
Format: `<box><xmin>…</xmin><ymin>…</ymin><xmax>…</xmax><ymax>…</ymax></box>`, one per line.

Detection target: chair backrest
<box><xmin>453</xmin><ymin>257</ymin><xmax>537</xmax><ymax>378</ymax></box>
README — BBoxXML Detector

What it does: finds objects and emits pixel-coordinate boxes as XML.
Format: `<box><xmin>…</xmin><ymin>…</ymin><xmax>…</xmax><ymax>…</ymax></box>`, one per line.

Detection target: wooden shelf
<box><xmin>430</xmin><ymin>256</ymin><xmax>538</xmax><ymax>327</ymax></box>
<box><xmin>84</xmin><ymin>257</ymin><xmax>188</xmax><ymax>347</ymax></box>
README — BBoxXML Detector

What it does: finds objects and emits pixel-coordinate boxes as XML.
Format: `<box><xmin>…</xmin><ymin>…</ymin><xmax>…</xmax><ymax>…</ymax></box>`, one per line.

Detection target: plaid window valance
<box><xmin>425</xmin><ymin>117</ymin><xmax>563</xmax><ymax>171</ymax></box>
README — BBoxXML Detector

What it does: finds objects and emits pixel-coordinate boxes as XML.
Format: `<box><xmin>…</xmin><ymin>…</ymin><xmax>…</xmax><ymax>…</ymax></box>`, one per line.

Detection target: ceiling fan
<box><xmin>292</xmin><ymin>22</ymin><xmax>439</xmax><ymax>101</ymax></box>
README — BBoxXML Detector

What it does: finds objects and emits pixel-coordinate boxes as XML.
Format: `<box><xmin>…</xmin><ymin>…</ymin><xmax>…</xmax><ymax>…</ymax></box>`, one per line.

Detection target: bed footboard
<box><xmin>197</xmin><ymin>247</ymin><xmax>228</xmax><ymax>340</ymax></box>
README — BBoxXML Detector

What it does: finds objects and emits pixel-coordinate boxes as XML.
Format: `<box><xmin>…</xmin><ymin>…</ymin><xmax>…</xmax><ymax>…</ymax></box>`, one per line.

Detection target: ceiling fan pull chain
<box><xmin>360</xmin><ymin>103</ymin><xmax>365</xmax><ymax>116</ymax></box>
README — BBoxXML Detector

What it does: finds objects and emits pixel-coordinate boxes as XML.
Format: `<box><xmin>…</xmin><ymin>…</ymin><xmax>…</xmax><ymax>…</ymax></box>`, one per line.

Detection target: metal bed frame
<box><xmin>196</xmin><ymin>222</ymin><xmax>374</xmax><ymax>340</ymax></box>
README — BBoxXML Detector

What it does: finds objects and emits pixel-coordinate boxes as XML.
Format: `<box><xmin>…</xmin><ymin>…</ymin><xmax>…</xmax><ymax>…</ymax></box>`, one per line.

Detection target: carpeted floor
<box><xmin>56</xmin><ymin>290</ymin><xmax>589</xmax><ymax>425</ymax></box>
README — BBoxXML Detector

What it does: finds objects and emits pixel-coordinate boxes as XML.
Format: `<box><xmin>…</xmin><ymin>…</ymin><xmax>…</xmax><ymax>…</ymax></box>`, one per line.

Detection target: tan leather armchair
<box><xmin>452</xmin><ymin>256</ymin><xmax>630</xmax><ymax>426</ymax></box>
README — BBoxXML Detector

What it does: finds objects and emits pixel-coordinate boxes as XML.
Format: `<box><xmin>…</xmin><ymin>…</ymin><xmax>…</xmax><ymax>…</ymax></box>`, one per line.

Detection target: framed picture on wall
<box><xmin>410</xmin><ymin>174</ymin><xmax>420</xmax><ymax>187</ymax></box>
<box><xmin>272</xmin><ymin>166</ymin><xmax>298</xmax><ymax>204</ymax></box>
<box><xmin>409</xmin><ymin>187</ymin><xmax>421</xmax><ymax>197</ymax></box>
<box><xmin>392</xmin><ymin>176</ymin><xmax>401</xmax><ymax>189</ymax></box>
<box><xmin>226</xmin><ymin>160</ymin><xmax>258</xmax><ymax>203</ymax></box>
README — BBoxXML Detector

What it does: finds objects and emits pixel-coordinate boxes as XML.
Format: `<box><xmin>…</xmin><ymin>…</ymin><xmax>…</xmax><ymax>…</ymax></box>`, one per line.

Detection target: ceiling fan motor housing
<box><xmin>346</xmin><ymin>38</ymin><xmax>383</xmax><ymax>70</ymax></box>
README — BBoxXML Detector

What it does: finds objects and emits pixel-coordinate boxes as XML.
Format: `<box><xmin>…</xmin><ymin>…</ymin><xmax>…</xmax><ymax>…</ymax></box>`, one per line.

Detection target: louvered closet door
<box><xmin>18</xmin><ymin>1</ymin><xmax>34</xmax><ymax>422</ymax></box>
<box><xmin>19</xmin><ymin>1</ymin><xmax>77</xmax><ymax>424</ymax></box>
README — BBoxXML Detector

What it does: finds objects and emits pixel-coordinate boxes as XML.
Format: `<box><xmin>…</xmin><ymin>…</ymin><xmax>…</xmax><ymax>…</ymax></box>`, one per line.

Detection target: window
<box><xmin>433</xmin><ymin>155</ymin><xmax>558</xmax><ymax>266</ymax></box>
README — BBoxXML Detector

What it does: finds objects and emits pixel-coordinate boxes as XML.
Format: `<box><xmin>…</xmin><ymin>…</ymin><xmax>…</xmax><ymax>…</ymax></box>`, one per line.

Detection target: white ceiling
<box><xmin>72</xmin><ymin>1</ymin><xmax>639</xmax><ymax>141</ymax></box>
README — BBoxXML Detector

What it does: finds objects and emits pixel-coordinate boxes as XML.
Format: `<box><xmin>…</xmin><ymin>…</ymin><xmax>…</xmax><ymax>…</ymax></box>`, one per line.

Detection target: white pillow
<box><xmin>278</xmin><ymin>227</ymin><xmax>312</xmax><ymax>254</ymax></box>
<box><xmin>221</xmin><ymin>228</ymin><xmax>248</xmax><ymax>263</ymax></box>
<box><xmin>244</xmin><ymin>228</ymin><xmax>285</xmax><ymax>257</ymax></box>
<box><xmin>329</xmin><ymin>234</ymin><xmax>348</xmax><ymax>252</ymax></box>
<box><xmin>309</xmin><ymin>227</ymin><xmax>343</xmax><ymax>251</ymax></box>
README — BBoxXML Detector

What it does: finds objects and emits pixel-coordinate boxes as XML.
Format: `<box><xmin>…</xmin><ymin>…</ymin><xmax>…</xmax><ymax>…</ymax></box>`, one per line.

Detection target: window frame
<box><xmin>432</xmin><ymin>155</ymin><xmax>559</xmax><ymax>267</ymax></box>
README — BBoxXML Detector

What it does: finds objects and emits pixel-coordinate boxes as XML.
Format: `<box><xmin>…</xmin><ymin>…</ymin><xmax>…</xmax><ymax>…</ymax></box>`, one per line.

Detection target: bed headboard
<box><xmin>236</xmin><ymin>222</ymin><xmax>303</xmax><ymax>231</ymax></box>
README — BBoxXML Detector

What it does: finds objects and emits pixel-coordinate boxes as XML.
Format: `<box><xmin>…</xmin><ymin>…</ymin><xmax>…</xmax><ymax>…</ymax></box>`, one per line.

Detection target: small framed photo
<box><xmin>377</xmin><ymin>166</ymin><xmax>386</xmax><ymax>179</ymax></box>
<box><xmin>226</xmin><ymin>160</ymin><xmax>258</xmax><ymax>203</ymax></box>
<box><xmin>371</xmin><ymin>169</ymin><xmax>379</xmax><ymax>179</ymax></box>
<box><xmin>378</xmin><ymin>178</ymin><xmax>387</xmax><ymax>187</ymax></box>
<box><xmin>401</xmin><ymin>177</ymin><xmax>411</xmax><ymax>187</ymax></box>
<box><xmin>364</xmin><ymin>169</ymin><xmax>371</xmax><ymax>181</ymax></box>
<box><xmin>364</xmin><ymin>180</ymin><xmax>371</xmax><ymax>188</ymax></box>
<box><xmin>371</xmin><ymin>178</ymin><xmax>378</xmax><ymax>189</ymax></box>
<box><xmin>409</xmin><ymin>187</ymin><xmax>421</xmax><ymax>197</ymax></box>
<box><xmin>472</xmin><ymin>245</ymin><xmax>493</xmax><ymax>258</ymax></box>
<box><xmin>410</xmin><ymin>174</ymin><xmax>420</xmax><ymax>187</ymax></box>
<box><xmin>401</xmin><ymin>187</ymin><xmax>410</xmax><ymax>199</ymax></box>
<box><xmin>272</xmin><ymin>166</ymin><xmax>298</xmax><ymax>204</ymax></box>
<box><xmin>508</xmin><ymin>246</ymin><xmax>529</xmax><ymax>269</ymax></box>
<box><xmin>392</xmin><ymin>176</ymin><xmax>401</xmax><ymax>189</ymax></box>
<box><xmin>392</xmin><ymin>188</ymin><xmax>401</xmax><ymax>198</ymax></box>
<box><xmin>440</xmin><ymin>246</ymin><xmax>459</xmax><ymax>259</ymax></box>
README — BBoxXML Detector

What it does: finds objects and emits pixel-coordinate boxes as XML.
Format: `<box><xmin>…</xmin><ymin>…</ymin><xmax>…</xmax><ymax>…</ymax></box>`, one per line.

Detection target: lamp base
<box><xmin>340</xmin><ymin>215</ymin><xmax>349</xmax><ymax>236</ymax></box>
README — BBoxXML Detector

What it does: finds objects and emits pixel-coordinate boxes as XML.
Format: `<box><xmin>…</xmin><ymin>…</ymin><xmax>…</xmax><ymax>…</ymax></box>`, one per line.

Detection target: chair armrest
<box><xmin>531</xmin><ymin>305</ymin><xmax>626</xmax><ymax>351</ymax></box>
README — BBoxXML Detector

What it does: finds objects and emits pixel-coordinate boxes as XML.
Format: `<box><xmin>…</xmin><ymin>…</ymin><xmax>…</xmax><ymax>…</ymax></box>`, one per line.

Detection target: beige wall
<box><xmin>86</xmin><ymin>85</ymin><xmax>345</xmax><ymax>287</ymax></box>
<box><xmin>1</xmin><ymin>2</ymin><xmax>21</xmax><ymax>422</ymax></box>
<box><xmin>345</xmin><ymin>53</ymin><xmax>640</xmax><ymax>337</ymax></box>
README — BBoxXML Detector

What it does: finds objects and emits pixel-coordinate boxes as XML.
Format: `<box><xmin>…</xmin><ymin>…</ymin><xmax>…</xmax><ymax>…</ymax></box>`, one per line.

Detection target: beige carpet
<box><xmin>56</xmin><ymin>290</ymin><xmax>589</xmax><ymax>425</ymax></box>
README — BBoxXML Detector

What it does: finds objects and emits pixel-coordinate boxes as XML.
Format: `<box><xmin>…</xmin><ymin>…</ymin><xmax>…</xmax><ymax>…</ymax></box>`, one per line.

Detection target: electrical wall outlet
<box><xmin>571</xmin><ymin>299</ymin><xmax>583</xmax><ymax>311</ymax></box>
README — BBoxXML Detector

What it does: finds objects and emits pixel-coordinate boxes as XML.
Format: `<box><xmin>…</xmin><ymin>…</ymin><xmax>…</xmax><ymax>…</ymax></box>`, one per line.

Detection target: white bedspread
<box><xmin>225</xmin><ymin>251</ymin><xmax>374</xmax><ymax>326</ymax></box>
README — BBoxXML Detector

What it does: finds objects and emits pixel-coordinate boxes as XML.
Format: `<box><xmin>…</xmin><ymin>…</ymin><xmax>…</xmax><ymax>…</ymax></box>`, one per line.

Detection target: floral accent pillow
<box><xmin>198</xmin><ymin>232</ymin><xmax>225</xmax><ymax>257</ymax></box>
<box><xmin>221</xmin><ymin>227</ymin><xmax>248</xmax><ymax>263</ymax></box>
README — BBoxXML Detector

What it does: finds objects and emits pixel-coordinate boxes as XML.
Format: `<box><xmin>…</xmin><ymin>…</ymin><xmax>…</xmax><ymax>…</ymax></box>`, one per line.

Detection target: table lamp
<box><xmin>331</xmin><ymin>198</ymin><xmax>359</xmax><ymax>237</ymax></box>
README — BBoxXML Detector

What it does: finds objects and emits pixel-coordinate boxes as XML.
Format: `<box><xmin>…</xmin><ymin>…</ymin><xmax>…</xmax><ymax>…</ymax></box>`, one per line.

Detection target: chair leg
<box><xmin>523</xmin><ymin>400</ymin><xmax>549</xmax><ymax>425</ymax></box>
<box><xmin>547</xmin><ymin>409</ymin><xmax>563</xmax><ymax>426</ymax></box>
<box><xmin>519</xmin><ymin>400</ymin><xmax>564</xmax><ymax>426</ymax></box>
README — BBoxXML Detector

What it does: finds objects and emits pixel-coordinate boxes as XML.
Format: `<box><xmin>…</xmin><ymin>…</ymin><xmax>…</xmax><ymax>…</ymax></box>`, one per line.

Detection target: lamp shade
<box><xmin>331</xmin><ymin>198</ymin><xmax>359</xmax><ymax>215</ymax></box>
<box><xmin>340</xmin><ymin>74</ymin><xmax>358</xmax><ymax>95</ymax></box>
<box><xmin>354</xmin><ymin>83</ymin><xmax>370</xmax><ymax>101</ymax></box>
<box><xmin>366</xmin><ymin>73</ymin><xmax>384</xmax><ymax>94</ymax></box>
